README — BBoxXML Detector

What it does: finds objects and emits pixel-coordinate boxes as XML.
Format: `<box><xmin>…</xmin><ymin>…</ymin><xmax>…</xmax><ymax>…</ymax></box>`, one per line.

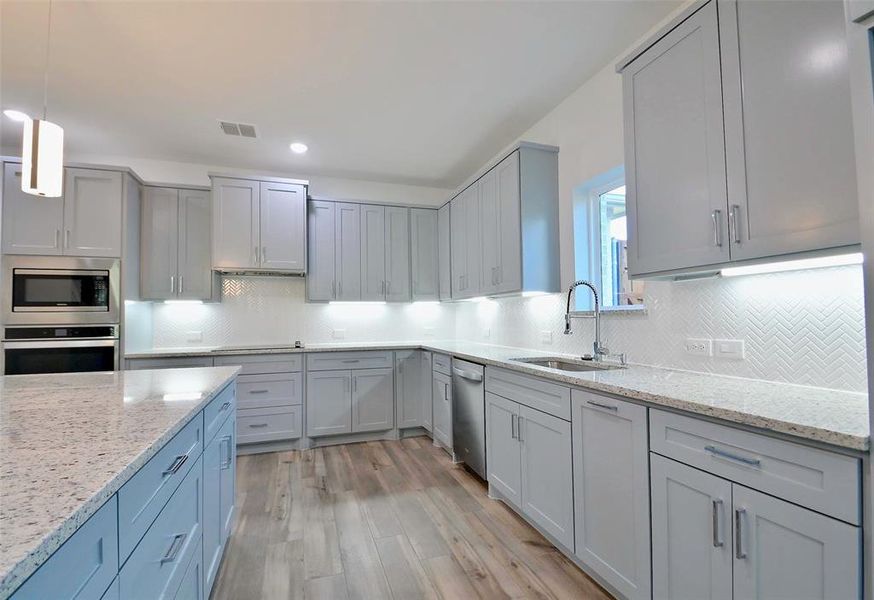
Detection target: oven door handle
<box><xmin>12</xmin><ymin>269</ymin><xmax>109</xmax><ymax>277</ymax></box>
<box><xmin>2</xmin><ymin>340</ymin><xmax>117</xmax><ymax>349</ymax></box>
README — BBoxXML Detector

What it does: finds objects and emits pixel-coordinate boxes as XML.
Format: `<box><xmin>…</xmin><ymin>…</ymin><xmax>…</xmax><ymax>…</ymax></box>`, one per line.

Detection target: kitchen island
<box><xmin>0</xmin><ymin>366</ymin><xmax>240</xmax><ymax>600</ymax></box>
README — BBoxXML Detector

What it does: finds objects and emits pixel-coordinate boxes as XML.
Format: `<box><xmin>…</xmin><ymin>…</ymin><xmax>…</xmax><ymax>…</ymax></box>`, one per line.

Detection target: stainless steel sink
<box><xmin>510</xmin><ymin>357</ymin><xmax>622</xmax><ymax>372</ymax></box>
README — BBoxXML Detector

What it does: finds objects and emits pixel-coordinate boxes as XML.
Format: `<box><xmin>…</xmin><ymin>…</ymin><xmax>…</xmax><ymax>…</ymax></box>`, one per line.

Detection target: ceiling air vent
<box><xmin>218</xmin><ymin>120</ymin><xmax>258</xmax><ymax>138</ymax></box>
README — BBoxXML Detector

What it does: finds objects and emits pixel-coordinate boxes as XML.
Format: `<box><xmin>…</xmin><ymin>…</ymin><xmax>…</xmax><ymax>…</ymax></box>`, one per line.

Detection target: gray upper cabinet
<box><xmin>621</xmin><ymin>0</ymin><xmax>729</xmax><ymax>276</ymax></box>
<box><xmin>2</xmin><ymin>162</ymin><xmax>65</xmax><ymax>255</ymax></box>
<box><xmin>141</xmin><ymin>187</ymin><xmax>213</xmax><ymax>301</ymax></box>
<box><xmin>212</xmin><ymin>177</ymin><xmax>306</xmax><ymax>272</ymax></box>
<box><xmin>335</xmin><ymin>202</ymin><xmax>361</xmax><ymax>301</ymax></box>
<box><xmin>385</xmin><ymin>206</ymin><xmax>411</xmax><ymax>302</ymax></box>
<box><xmin>437</xmin><ymin>204</ymin><xmax>451</xmax><ymax>301</ymax></box>
<box><xmin>619</xmin><ymin>0</ymin><xmax>859</xmax><ymax>276</ymax></box>
<box><xmin>259</xmin><ymin>181</ymin><xmax>306</xmax><ymax>272</ymax></box>
<box><xmin>360</xmin><ymin>204</ymin><xmax>386</xmax><ymax>300</ymax></box>
<box><xmin>212</xmin><ymin>177</ymin><xmax>259</xmax><ymax>270</ymax></box>
<box><xmin>410</xmin><ymin>208</ymin><xmax>438</xmax><ymax>301</ymax></box>
<box><xmin>306</xmin><ymin>200</ymin><xmax>336</xmax><ymax>302</ymax></box>
<box><xmin>448</xmin><ymin>145</ymin><xmax>558</xmax><ymax>299</ymax></box>
<box><xmin>2</xmin><ymin>164</ymin><xmax>122</xmax><ymax>257</ymax></box>
<box><xmin>719</xmin><ymin>0</ymin><xmax>858</xmax><ymax>261</ymax></box>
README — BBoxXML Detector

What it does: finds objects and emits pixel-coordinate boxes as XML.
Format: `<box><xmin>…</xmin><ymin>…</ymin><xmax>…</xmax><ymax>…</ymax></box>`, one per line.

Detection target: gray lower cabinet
<box><xmin>396</xmin><ymin>350</ymin><xmax>423</xmax><ymax>429</ymax></box>
<box><xmin>307</xmin><ymin>367</ymin><xmax>394</xmax><ymax>437</ymax></box>
<box><xmin>572</xmin><ymin>391</ymin><xmax>650</xmax><ymax>600</ymax></box>
<box><xmin>203</xmin><ymin>410</ymin><xmax>235</xmax><ymax>595</ymax></box>
<box><xmin>306</xmin><ymin>200</ymin><xmax>336</xmax><ymax>301</ymax></box>
<box><xmin>410</xmin><ymin>208</ymin><xmax>438</xmax><ymax>301</ymax></box>
<box><xmin>431</xmin><ymin>370</ymin><xmax>452</xmax><ymax>449</ymax></box>
<box><xmin>485</xmin><ymin>391</ymin><xmax>574</xmax><ymax>551</ymax></box>
<box><xmin>421</xmin><ymin>352</ymin><xmax>433</xmax><ymax>432</ymax></box>
<box><xmin>351</xmin><ymin>367</ymin><xmax>394</xmax><ymax>432</ymax></box>
<box><xmin>651</xmin><ymin>453</ymin><xmax>861</xmax><ymax>600</ymax></box>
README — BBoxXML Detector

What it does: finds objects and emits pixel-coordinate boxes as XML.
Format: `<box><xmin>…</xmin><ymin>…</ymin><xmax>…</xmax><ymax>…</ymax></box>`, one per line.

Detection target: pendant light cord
<box><xmin>42</xmin><ymin>0</ymin><xmax>53</xmax><ymax>120</ymax></box>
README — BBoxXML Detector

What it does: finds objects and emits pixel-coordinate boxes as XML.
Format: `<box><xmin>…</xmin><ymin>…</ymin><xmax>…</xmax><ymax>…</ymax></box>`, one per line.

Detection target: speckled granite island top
<box><xmin>129</xmin><ymin>340</ymin><xmax>870</xmax><ymax>451</ymax></box>
<box><xmin>0</xmin><ymin>366</ymin><xmax>240</xmax><ymax>599</ymax></box>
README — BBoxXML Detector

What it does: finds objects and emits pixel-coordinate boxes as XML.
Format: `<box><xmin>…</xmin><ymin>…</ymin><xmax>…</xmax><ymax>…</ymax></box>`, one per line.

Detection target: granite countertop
<box><xmin>0</xmin><ymin>366</ymin><xmax>241</xmax><ymax>599</ymax></box>
<box><xmin>128</xmin><ymin>340</ymin><xmax>870</xmax><ymax>451</ymax></box>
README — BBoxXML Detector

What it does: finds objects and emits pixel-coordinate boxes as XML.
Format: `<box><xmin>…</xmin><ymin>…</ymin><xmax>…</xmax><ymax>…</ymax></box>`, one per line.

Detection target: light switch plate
<box><xmin>714</xmin><ymin>339</ymin><xmax>745</xmax><ymax>360</ymax></box>
<box><xmin>684</xmin><ymin>338</ymin><xmax>712</xmax><ymax>356</ymax></box>
<box><xmin>332</xmin><ymin>328</ymin><xmax>346</xmax><ymax>340</ymax></box>
<box><xmin>540</xmin><ymin>330</ymin><xmax>553</xmax><ymax>344</ymax></box>
<box><xmin>186</xmin><ymin>330</ymin><xmax>203</xmax><ymax>343</ymax></box>
<box><xmin>482</xmin><ymin>328</ymin><xmax>491</xmax><ymax>339</ymax></box>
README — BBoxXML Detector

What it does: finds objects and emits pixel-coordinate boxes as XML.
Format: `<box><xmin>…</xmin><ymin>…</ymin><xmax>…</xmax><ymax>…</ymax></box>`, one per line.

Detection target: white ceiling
<box><xmin>1</xmin><ymin>1</ymin><xmax>678</xmax><ymax>189</ymax></box>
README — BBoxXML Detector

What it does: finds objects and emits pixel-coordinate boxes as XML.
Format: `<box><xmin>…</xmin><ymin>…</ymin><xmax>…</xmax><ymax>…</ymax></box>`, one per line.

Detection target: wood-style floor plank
<box><xmin>212</xmin><ymin>437</ymin><xmax>613</xmax><ymax>600</ymax></box>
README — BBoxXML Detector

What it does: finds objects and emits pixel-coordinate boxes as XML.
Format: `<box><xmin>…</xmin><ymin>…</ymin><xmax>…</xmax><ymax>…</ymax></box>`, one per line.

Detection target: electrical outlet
<box><xmin>332</xmin><ymin>328</ymin><xmax>346</xmax><ymax>340</ymax></box>
<box><xmin>186</xmin><ymin>330</ymin><xmax>202</xmax><ymax>343</ymax></box>
<box><xmin>482</xmin><ymin>328</ymin><xmax>491</xmax><ymax>339</ymax></box>
<box><xmin>423</xmin><ymin>327</ymin><xmax>435</xmax><ymax>338</ymax></box>
<box><xmin>540</xmin><ymin>330</ymin><xmax>553</xmax><ymax>344</ymax></box>
<box><xmin>684</xmin><ymin>337</ymin><xmax>712</xmax><ymax>356</ymax></box>
<box><xmin>714</xmin><ymin>339</ymin><xmax>745</xmax><ymax>360</ymax></box>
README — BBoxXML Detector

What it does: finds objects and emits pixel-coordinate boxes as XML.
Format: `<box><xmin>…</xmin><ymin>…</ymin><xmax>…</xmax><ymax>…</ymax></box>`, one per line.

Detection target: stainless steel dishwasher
<box><xmin>451</xmin><ymin>359</ymin><xmax>486</xmax><ymax>479</ymax></box>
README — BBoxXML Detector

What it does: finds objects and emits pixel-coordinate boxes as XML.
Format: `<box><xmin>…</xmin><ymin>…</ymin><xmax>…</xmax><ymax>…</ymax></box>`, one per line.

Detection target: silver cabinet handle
<box><xmin>248</xmin><ymin>423</ymin><xmax>269</xmax><ymax>428</ymax></box>
<box><xmin>729</xmin><ymin>204</ymin><xmax>742</xmax><ymax>244</ymax></box>
<box><xmin>704</xmin><ymin>445</ymin><xmax>761</xmax><ymax>467</ymax></box>
<box><xmin>711</xmin><ymin>209</ymin><xmax>723</xmax><ymax>247</ymax></box>
<box><xmin>219</xmin><ymin>401</ymin><xmax>231</xmax><ymax>412</ymax></box>
<box><xmin>170</xmin><ymin>275</ymin><xmax>175</xmax><ymax>294</ymax></box>
<box><xmin>262</xmin><ymin>246</ymin><xmax>267</xmax><ymax>263</ymax></box>
<box><xmin>443</xmin><ymin>382</ymin><xmax>449</xmax><ymax>401</ymax></box>
<box><xmin>64</xmin><ymin>229</ymin><xmax>71</xmax><ymax>248</ymax></box>
<box><xmin>712</xmin><ymin>499</ymin><xmax>724</xmax><ymax>548</ymax></box>
<box><xmin>54</xmin><ymin>229</ymin><xmax>60</xmax><ymax>248</ymax></box>
<box><xmin>248</xmin><ymin>389</ymin><xmax>269</xmax><ymax>394</ymax></box>
<box><xmin>452</xmin><ymin>367</ymin><xmax>483</xmax><ymax>382</ymax></box>
<box><xmin>517</xmin><ymin>416</ymin><xmax>523</xmax><ymax>442</ymax></box>
<box><xmin>178</xmin><ymin>275</ymin><xmax>184</xmax><ymax>294</ymax></box>
<box><xmin>735</xmin><ymin>508</ymin><xmax>747</xmax><ymax>559</ymax></box>
<box><xmin>586</xmin><ymin>400</ymin><xmax>618</xmax><ymax>412</ymax></box>
<box><xmin>342</xmin><ymin>359</ymin><xmax>360</xmax><ymax>364</ymax></box>
<box><xmin>511</xmin><ymin>413</ymin><xmax>517</xmax><ymax>439</ymax></box>
<box><xmin>221</xmin><ymin>436</ymin><xmax>233</xmax><ymax>469</ymax></box>
<box><xmin>160</xmin><ymin>533</ymin><xmax>187</xmax><ymax>564</ymax></box>
<box><xmin>162</xmin><ymin>454</ymin><xmax>188</xmax><ymax>476</ymax></box>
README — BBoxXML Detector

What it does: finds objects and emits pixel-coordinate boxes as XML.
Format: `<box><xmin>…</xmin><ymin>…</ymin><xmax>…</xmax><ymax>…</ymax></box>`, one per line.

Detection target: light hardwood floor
<box><xmin>212</xmin><ymin>436</ymin><xmax>613</xmax><ymax>600</ymax></box>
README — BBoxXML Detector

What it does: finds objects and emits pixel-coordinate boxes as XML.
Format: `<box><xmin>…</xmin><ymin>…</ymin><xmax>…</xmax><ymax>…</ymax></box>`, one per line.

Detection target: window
<box><xmin>572</xmin><ymin>166</ymin><xmax>644</xmax><ymax>312</ymax></box>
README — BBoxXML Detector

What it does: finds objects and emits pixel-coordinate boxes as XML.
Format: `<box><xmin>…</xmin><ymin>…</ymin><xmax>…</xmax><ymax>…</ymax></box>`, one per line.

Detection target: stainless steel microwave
<box><xmin>2</xmin><ymin>255</ymin><xmax>120</xmax><ymax>325</ymax></box>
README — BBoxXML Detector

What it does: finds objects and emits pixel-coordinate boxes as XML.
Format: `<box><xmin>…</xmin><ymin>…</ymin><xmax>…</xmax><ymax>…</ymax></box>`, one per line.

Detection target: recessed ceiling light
<box><xmin>289</xmin><ymin>142</ymin><xmax>308</xmax><ymax>154</ymax></box>
<box><xmin>3</xmin><ymin>109</ymin><xmax>29</xmax><ymax>122</ymax></box>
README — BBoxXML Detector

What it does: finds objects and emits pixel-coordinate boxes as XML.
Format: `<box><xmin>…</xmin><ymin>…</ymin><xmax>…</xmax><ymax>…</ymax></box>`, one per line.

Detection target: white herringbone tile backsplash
<box><xmin>147</xmin><ymin>265</ymin><xmax>868</xmax><ymax>392</ymax></box>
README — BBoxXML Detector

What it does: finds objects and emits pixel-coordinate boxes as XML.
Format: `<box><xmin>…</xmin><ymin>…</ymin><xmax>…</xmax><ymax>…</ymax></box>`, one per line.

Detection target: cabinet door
<box><xmin>141</xmin><ymin>187</ymin><xmax>179</xmax><ymax>300</ymax></box>
<box><xmin>64</xmin><ymin>168</ymin><xmax>123</xmax><ymax>257</ymax></box>
<box><xmin>421</xmin><ymin>352</ymin><xmax>433</xmax><ymax>432</ymax></box>
<box><xmin>494</xmin><ymin>151</ymin><xmax>522</xmax><ymax>293</ymax></box>
<box><xmin>385</xmin><ymin>206</ymin><xmax>411</xmax><ymax>302</ymax></box>
<box><xmin>437</xmin><ymin>204</ymin><xmax>451</xmax><ymax>301</ymax></box>
<box><xmin>463</xmin><ymin>184</ymin><xmax>482</xmax><ymax>297</ymax></box>
<box><xmin>410</xmin><ymin>208</ymin><xmax>438</xmax><ymax>301</ymax></box>
<box><xmin>732</xmin><ymin>484</ymin><xmax>860</xmax><ymax>600</ymax></box>
<box><xmin>572</xmin><ymin>392</ymin><xmax>650</xmax><ymax>600</ymax></box>
<box><xmin>518</xmin><ymin>405</ymin><xmax>574</xmax><ymax>550</ymax></box>
<box><xmin>2</xmin><ymin>162</ymin><xmax>64</xmax><ymax>255</ymax></box>
<box><xmin>720</xmin><ymin>0</ymin><xmax>859</xmax><ymax>260</ymax></box>
<box><xmin>306</xmin><ymin>200</ymin><xmax>335</xmax><ymax>301</ymax></box>
<box><xmin>432</xmin><ymin>372</ymin><xmax>452</xmax><ymax>449</ymax></box>
<box><xmin>650</xmin><ymin>454</ymin><xmax>732</xmax><ymax>600</ymax></box>
<box><xmin>449</xmin><ymin>194</ymin><xmax>468</xmax><ymax>298</ymax></box>
<box><xmin>360</xmin><ymin>204</ymin><xmax>386</xmax><ymax>300</ymax></box>
<box><xmin>622</xmin><ymin>0</ymin><xmax>729</xmax><ymax>275</ymax></box>
<box><xmin>334</xmin><ymin>202</ymin><xmax>361</xmax><ymax>301</ymax></box>
<box><xmin>178</xmin><ymin>189</ymin><xmax>212</xmax><ymax>300</ymax></box>
<box><xmin>259</xmin><ymin>181</ymin><xmax>306</xmax><ymax>271</ymax></box>
<box><xmin>212</xmin><ymin>177</ymin><xmax>259</xmax><ymax>269</ymax></box>
<box><xmin>352</xmin><ymin>367</ymin><xmax>394</xmax><ymax>433</ymax></box>
<box><xmin>219</xmin><ymin>417</ymin><xmax>236</xmax><ymax>544</ymax></box>
<box><xmin>485</xmin><ymin>392</ymin><xmax>521</xmax><ymax>509</ymax></box>
<box><xmin>396</xmin><ymin>350</ymin><xmax>422</xmax><ymax>429</ymax></box>
<box><xmin>479</xmin><ymin>167</ymin><xmax>500</xmax><ymax>296</ymax></box>
<box><xmin>306</xmin><ymin>370</ymin><xmax>352</xmax><ymax>437</ymax></box>
<box><xmin>203</xmin><ymin>428</ymin><xmax>222</xmax><ymax>594</ymax></box>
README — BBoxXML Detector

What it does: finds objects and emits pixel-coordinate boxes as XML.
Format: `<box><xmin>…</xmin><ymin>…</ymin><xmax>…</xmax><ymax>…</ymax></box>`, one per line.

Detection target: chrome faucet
<box><xmin>564</xmin><ymin>279</ymin><xmax>610</xmax><ymax>361</ymax></box>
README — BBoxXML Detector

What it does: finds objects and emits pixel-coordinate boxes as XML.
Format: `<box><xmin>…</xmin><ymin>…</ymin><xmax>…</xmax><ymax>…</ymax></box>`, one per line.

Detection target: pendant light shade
<box><xmin>21</xmin><ymin>118</ymin><xmax>64</xmax><ymax>197</ymax></box>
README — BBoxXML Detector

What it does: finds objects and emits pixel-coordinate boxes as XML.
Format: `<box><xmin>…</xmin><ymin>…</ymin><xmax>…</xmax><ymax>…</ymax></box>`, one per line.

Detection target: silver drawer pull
<box><xmin>248</xmin><ymin>389</ymin><xmax>269</xmax><ymax>394</ymax></box>
<box><xmin>221</xmin><ymin>436</ymin><xmax>233</xmax><ymax>469</ymax></box>
<box><xmin>735</xmin><ymin>508</ymin><xmax>747</xmax><ymax>559</ymax></box>
<box><xmin>219</xmin><ymin>401</ymin><xmax>231</xmax><ymax>411</ymax></box>
<box><xmin>248</xmin><ymin>423</ymin><xmax>269</xmax><ymax>428</ymax></box>
<box><xmin>160</xmin><ymin>533</ymin><xmax>187</xmax><ymax>564</ymax></box>
<box><xmin>704</xmin><ymin>445</ymin><xmax>761</xmax><ymax>467</ymax></box>
<box><xmin>586</xmin><ymin>400</ymin><xmax>618</xmax><ymax>412</ymax></box>
<box><xmin>342</xmin><ymin>359</ymin><xmax>360</xmax><ymax>364</ymax></box>
<box><xmin>712</xmin><ymin>499</ymin><xmax>724</xmax><ymax>548</ymax></box>
<box><xmin>162</xmin><ymin>454</ymin><xmax>189</xmax><ymax>476</ymax></box>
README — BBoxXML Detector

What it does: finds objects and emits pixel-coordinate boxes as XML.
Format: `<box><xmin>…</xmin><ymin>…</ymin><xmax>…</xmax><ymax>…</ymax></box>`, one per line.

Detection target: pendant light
<box><xmin>22</xmin><ymin>0</ymin><xmax>63</xmax><ymax>197</ymax></box>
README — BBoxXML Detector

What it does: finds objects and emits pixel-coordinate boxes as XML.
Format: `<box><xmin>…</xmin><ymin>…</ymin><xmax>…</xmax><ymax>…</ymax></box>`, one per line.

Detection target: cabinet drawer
<box><xmin>485</xmin><ymin>367</ymin><xmax>571</xmax><ymax>421</ymax></box>
<box><xmin>214</xmin><ymin>353</ymin><xmax>302</xmax><ymax>374</ymax></box>
<box><xmin>237</xmin><ymin>406</ymin><xmax>302</xmax><ymax>444</ymax></box>
<box><xmin>306</xmin><ymin>351</ymin><xmax>393</xmax><ymax>371</ymax></box>
<box><xmin>118</xmin><ymin>414</ymin><xmax>203</xmax><ymax>562</ymax></box>
<box><xmin>432</xmin><ymin>353</ymin><xmax>452</xmax><ymax>376</ymax></box>
<box><xmin>127</xmin><ymin>356</ymin><xmax>214</xmax><ymax>370</ymax></box>
<box><xmin>120</xmin><ymin>457</ymin><xmax>203</xmax><ymax>600</ymax></box>
<box><xmin>204</xmin><ymin>382</ymin><xmax>236</xmax><ymax>445</ymax></box>
<box><xmin>650</xmin><ymin>409</ymin><xmax>861</xmax><ymax>524</ymax></box>
<box><xmin>10</xmin><ymin>497</ymin><xmax>118</xmax><ymax>600</ymax></box>
<box><xmin>237</xmin><ymin>373</ymin><xmax>302</xmax><ymax>409</ymax></box>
